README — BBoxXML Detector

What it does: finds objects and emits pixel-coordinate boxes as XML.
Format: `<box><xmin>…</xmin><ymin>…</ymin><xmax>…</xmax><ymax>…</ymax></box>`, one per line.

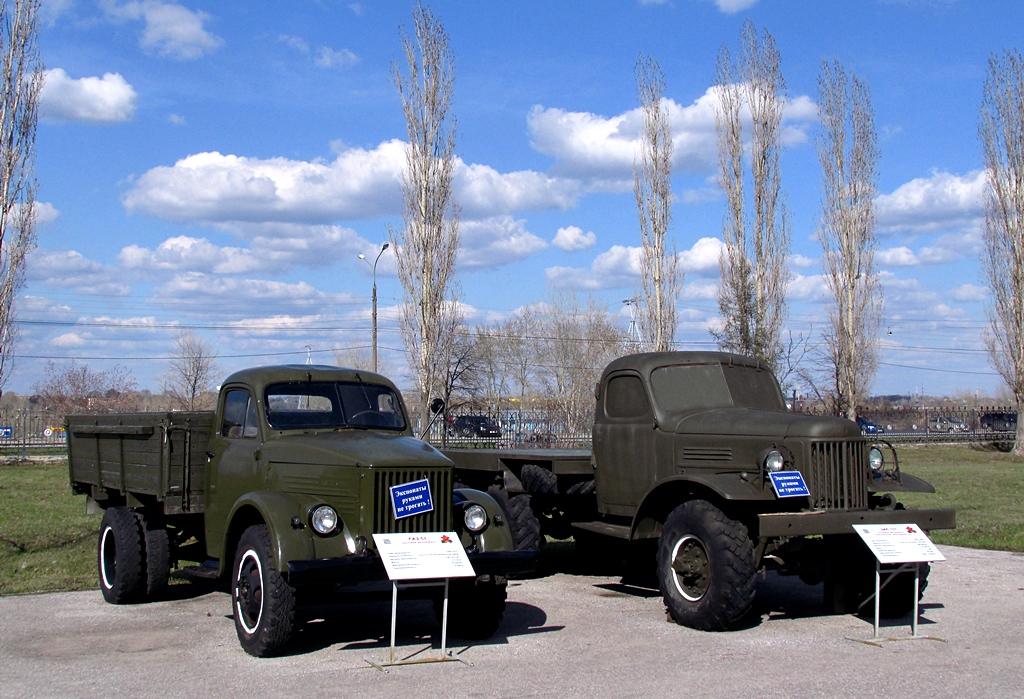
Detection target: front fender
<box><xmin>631</xmin><ymin>473</ymin><xmax>770</xmax><ymax>539</ymax></box>
<box><xmin>454</xmin><ymin>488</ymin><xmax>515</xmax><ymax>552</ymax></box>
<box><xmin>223</xmin><ymin>491</ymin><xmax>315</xmax><ymax>573</ymax></box>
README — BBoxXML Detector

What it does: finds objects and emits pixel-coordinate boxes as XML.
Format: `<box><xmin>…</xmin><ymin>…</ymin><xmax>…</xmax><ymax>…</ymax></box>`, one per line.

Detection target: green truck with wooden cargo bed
<box><xmin>66</xmin><ymin>364</ymin><xmax>532</xmax><ymax>657</ymax></box>
<box><xmin>444</xmin><ymin>351</ymin><xmax>956</xmax><ymax>630</ymax></box>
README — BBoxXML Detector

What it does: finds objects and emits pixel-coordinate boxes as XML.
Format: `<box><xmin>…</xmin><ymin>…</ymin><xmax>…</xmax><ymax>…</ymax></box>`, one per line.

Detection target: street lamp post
<box><xmin>359</xmin><ymin>243</ymin><xmax>390</xmax><ymax>373</ymax></box>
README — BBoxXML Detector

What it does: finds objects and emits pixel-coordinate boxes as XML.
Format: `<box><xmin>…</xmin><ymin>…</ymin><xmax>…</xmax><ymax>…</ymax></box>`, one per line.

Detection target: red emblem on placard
<box><xmin>440</xmin><ymin>535</ymin><xmax>452</xmax><ymax>543</ymax></box>
<box><xmin>906</xmin><ymin>526</ymin><xmax>917</xmax><ymax>533</ymax></box>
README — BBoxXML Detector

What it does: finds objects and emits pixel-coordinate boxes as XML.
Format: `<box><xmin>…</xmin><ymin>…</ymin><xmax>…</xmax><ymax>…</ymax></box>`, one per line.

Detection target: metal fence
<box><xmin>0</xmin><ymin>409</ymin><xmax>71</xmax><ymax>453</ymax></box>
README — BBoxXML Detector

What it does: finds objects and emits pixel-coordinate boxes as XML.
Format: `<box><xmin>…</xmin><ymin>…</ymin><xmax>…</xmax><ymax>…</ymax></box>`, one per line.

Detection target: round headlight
<box><xmin>869</xmin><ymin>447</ymin><xmax>884</xmax><ymax>471</ymax></box>
<box><xmin>310</xmin><ymin>505</ymin><xmax>338</xmax><ymax>535</ymax></box>
<box><xmin>463</xmin><ymin>503</ymin><xmax>488</xmax><ymax>533</ymax></box>
<box><xmin>764</xmin><ymin>450</ymin><xmax>785</xmax><ymax>473</ymax></box>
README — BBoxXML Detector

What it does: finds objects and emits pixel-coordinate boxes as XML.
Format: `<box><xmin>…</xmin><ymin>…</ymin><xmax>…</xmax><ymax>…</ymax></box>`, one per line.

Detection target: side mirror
<box><xmin>430</xmin><ymin>398</ymin><xmax>445</xmax><ymax>415</ymax></box>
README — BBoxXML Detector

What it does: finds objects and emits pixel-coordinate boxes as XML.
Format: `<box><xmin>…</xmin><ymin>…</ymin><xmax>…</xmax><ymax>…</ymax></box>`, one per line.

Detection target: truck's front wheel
<box><xmin>232</xmin><ymin>525</ymin><xmax>296</xmax><ymax>657</ymax></box>
<box><xmin>657</xmin><ymin>500</ymin><xmax>756</xmax><ymax>631</ymax></box>
<box><xmin>98</xmin><ymin>506</ymin><xmax>145</xmax><ymax>604</ymax></box>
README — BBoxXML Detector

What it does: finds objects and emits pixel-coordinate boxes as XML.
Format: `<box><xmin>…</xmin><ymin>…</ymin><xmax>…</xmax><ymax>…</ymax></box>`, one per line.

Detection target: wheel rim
<box><xmin>670</xmin><ymin>534</ymin><xmax>710</xmax><ymax>602</ymax></box>
<box><xmin>235</xmin><ymin>549</ymin><xmax>264</xmax><ymax>634</ymax></box>
<box><xmin>99</xmin><ymin>526</ymin><xmax>116</xmax><ymax>590</ymax></box>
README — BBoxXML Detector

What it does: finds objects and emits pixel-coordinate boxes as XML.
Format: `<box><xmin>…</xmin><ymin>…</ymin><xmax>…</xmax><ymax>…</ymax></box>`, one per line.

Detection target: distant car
<box><xmin>928</xmin><ymin>415</ymin><xmax>969</xmax><ymax>433</ymax></box>
<box><xmin>448</xmin><ymin>415</ymin><xmax>503</xmax><ymax>438</ymax></box>
<box><xmin>855</xmin><ymin>416</ymin><xmax>883</xmax><ymax>435</ymax></box>
<box><xmin>980</xmin><ymin>411</ymin><xmax>1017</xmax><ymax>432</ymax></box>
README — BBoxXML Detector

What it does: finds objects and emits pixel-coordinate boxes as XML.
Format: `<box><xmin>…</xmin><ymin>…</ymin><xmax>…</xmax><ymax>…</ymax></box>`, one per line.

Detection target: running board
<box><xmin>571</xmin><ymin>521</ymin><xmax>631</xmax><ymax>539</ymax></box>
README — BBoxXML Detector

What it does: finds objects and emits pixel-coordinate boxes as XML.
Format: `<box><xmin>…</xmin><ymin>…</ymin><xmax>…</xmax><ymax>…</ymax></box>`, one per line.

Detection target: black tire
<box><xmin>98</xmin><ymin>506</ymin><xmax>146</xmax><ymax>604</ymax></box>
<box><xmin>135</xmin><ymin>512</ymin><xmax>170</xmax><ymax>599</ymax></box>
<box><xmin>565</xmin><ymin>479</ymin><xmax>595</xmax><ymax>496</ymax></box>
<box><xmin>520</xmin><ymin>464</ymin><xmax>557</xmax><ymax>494</ymax></box>
<box><xmin>490</xmin><ymin>489</ymin><xmax>542</xmax><ymax>551</ymax></box>
<box><xmin>434</xmin><ymin>576</ymin><xmax>507</xmax><ymax>640</ymax></box>
<box><xmin>657</xmin><ymin>500</ymin><xmax>756</xmax><ymax>631</ymax></box>
<box><xmin>232</xmin><ymin>524</ymin><xmax>297</xmax><ymax>657</ymax></box>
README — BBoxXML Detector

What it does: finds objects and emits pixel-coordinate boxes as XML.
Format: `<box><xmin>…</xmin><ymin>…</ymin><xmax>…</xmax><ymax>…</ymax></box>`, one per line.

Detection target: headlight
<box><xmin>869</xmin><ymin>447</ymin><xmax>884</xmax><ymax>471</ymax></box>
<box><xmin>764</xmin><ymin>450</ymin><xmax>785</xmax><ymax>473</ymax></box>
<box><xmin>463</xmin><ymin>504</ymin><xmax>488</xmax><ymax>533</ymax></box>
<box><xmin>310</xmin><ymin>505</ymin><xmax>338</xmax><ymax>535</ymax></box>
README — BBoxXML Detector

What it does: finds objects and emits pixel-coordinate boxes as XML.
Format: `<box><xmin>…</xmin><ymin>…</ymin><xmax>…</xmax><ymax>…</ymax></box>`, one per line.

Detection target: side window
<box><xmin>222</xmin><ymin>389</ymin><xmax>258</xmax><ymax>439</ymax></box>
<box><xmin>605</xmin><ymin>375</ymin><xmax>651</xmax><ymax>419</ymax></box>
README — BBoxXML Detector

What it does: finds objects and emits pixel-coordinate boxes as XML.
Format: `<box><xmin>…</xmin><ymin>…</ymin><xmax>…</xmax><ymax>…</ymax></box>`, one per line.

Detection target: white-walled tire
<box><xmin>232</xmin><ymin>525</ymin><xmax>296</xmax><ymax>657</ymax></box>
<box><xmin>98</xmin><ymin>507</ymin><xmax>145</xmax><ymax>604</ymax></box>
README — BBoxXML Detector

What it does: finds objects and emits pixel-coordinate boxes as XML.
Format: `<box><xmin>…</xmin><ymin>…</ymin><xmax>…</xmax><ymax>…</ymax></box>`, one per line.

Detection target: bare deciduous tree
<box><xmin>333</xmin><ymin>344</ymin><xmax>392</xmax><ymax>378</ymax></box>
<box><xmin>816</xmin><ymin>60</ymin><xmax>882</xmax><ymax>420</ymax></box>
<box><xmin>979</xmin><ymin>48</ymin><xmax>1024</xmax><ymax>454</ymax></box>
<box><xmin>712</xmin><ymin>21</ymin><xmax>791</xmax><ymax>369</ymax></box>
<box><xmin>0</xmin><ymin>0</ymin><xmax>42</xmax><ymax>392</ymax></box>
<box><xmin>539</xmin><ymin>290</ymin><xmax>625</xmax><ymax>435</ymax></box>
<box><xmin>633</xmin><ymin>54</ymin><xmax>681</xmax><ymax>352</ymax></box>
<box><xmin>388</xmin><ymin>2</ymin><xmax>462</xmax><ymax>428</ymax></box>
<box><xmin>165</xmin><ymin>330</ymin><xmax>218</xmax><ymax>411</ymax></box>
<box><xmin>34</xmin><ymin>361</ymin><xmax>138</xmax><ymax>415</ymax></box>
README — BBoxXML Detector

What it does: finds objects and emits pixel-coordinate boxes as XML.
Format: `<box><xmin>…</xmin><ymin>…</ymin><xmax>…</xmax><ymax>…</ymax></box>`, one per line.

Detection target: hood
<box><xmin>262</xmin><ymin>430</ymin><xmax>452</xmax><ymax>468</ymax></box>
<box><xmin>667</xmin><ymin>408</ymin><xmax>861</xmax><ymax>440</ymax></box>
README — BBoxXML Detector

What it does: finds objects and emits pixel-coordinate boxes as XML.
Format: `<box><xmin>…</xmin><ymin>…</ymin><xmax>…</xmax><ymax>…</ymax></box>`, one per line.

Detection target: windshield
<box><xmin>264</xmin><ymin>380</ymin><xmax>406</xmax><ymax>431</ymax></box>
<box><xmin>650</xmin><ymin>363</ymin><xmax>786</xmax><ymax>413</ymax></box>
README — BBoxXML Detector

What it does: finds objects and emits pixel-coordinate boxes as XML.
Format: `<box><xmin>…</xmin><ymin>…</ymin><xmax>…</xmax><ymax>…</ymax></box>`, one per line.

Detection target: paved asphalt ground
<box><xmin>1</xmin><ymin>544</ymin><xmax>1022</xmax><ymax>699</ymax></box>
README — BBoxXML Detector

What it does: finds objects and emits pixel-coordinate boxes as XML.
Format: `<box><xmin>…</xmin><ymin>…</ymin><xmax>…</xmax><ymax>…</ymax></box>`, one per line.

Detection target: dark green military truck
<box><xmin>67</xmin><ymin>365</ymin><xmax>532</xmax><ymax>657</ymax></box>
<box><xmin>445</xmin><ymin>352</ymin><xmax>955</xmax><ymax>631</ymax></box>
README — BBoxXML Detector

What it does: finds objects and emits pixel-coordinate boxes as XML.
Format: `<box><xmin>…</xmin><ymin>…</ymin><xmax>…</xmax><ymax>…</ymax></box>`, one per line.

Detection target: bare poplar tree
<box><xmin>165</xmin><ymin>330</ymin><xmax>218</xmax><ymax>411</ymax></box>
<box><xmin>816</xmin><ymin>61</ymin><xmax>882</xmax><ymax>420</ymax></box>
<box><xmin>633</xmin><ymin>54</ymin><xmax>681</xmax><ymax>351</ymax></box>
<box><xmin>0</xmin><ymin>0</ymin><xmax>42</xmax><ymax>392</ymax></box>
<box><xmin>712</xmin><ymin>21</ymin><xmax>791</xmax><ymax>368</ymax></box>
<box><xmin>539</xmin><ymin>290</ymin><xmax>625</xmax><ymax>435</ymax></box>
<box><xmin>979</xmin><ymin>49</ymin><xmax>1024</xmax><ymax>454</ymax></box>
<box><xmin>503</xmin><ymin>305</ymin><xmax>540</xmax><ymax>432</ymax></box>
<box><xmin>389</xmin><ymin>3</ymin><xmax>462</xmax><ymax>428</ymax></box>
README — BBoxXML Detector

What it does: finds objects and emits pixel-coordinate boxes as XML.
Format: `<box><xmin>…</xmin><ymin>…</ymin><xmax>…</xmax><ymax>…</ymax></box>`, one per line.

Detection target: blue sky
<box><xmin>22</xmin><ymin>0</ymin><xmax>1021</xmax><ymax>400</ymax></box>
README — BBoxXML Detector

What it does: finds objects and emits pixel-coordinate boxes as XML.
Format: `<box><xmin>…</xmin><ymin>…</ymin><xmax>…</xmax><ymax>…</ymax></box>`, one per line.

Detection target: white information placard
<box><xmin>853</xmin><ymin>523</ymin><xmax>946</xmax><ymax>564</ymax></box>
<box><xmin>372</xmin><ymin>532</ymin><xmax>476</xmax><ymax>581</ymax></box>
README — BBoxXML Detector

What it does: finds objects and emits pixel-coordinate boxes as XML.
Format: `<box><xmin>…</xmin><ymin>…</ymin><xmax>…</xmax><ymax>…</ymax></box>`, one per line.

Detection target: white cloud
<box><xmin>154</xmin><ymin>273</ymin><xmax>337</xmax><ymax>308</ymax></box>
<box><xmin>41</xmin><ymin>68</ymin><xmax>137</xmax><ymax>122</ymax></box>
<box><xmin>679</xmin><ymin>236</ymin><xmax>723</xmax><ymax>274</ymax></box>
<box><xmin>790</xmin><ymin>253</ymin><xmax>817</xmax><ymax>269</ymax></box>
<box><xmin>280</xmin><ymin>34</ymin><xmax>359</xmax><ymax>69</ymax></box>
<box><xmin>123</xmin><ymin>141</ymin><xmax>583</xmax><ymax>225</ymax></box>
<box><xmin>546</xmin><ymin>244</ymin><xmax>640</xmax><ymax>289</ymax></box>
<box><xmin>459</xmin><ymin>216</ymin><xmax>548</xmax><ymax>268</ymax></box>
<box><xmin>315</xmin><ymin>47</ymin><xmax>359</xmax><ymax>69</ymax></box>
<box><xmin>716</xmin><ymin>0</ymin><xmax>759</xmax><ymax>12</ymax></box>
<box><xmin>787</xmin><ymin>273</ymin><xmax>828</xmax><ymax>301</ymax></box>
<box><xmin>877</xmin><ymin>229</ymin><xmax>982</xmax><ymax>267</ymax></box>
<box><xmin>875</xmin><ymin>170</ymin><xmax>985</xmax><ymax>233</ymax></box>
<box><xmin>552</xmin><ymin>225</ymin><xmax>596</xmax><ymax>252</ymax></box>
<box><xmin>528</xmin><ymin>87</ymin><xmax>815</xmax><ymax>187</ymax></box>
<box><xmin>104</xmin><ymin>1</ymin><xmax>223</xmax><ymax>59</ymax></box>
<box><xmin>51</xmin><ymin>332</ymin><xmax>86</xmax><ymax>348</ymax></box>
<box><xmin>26</xmin><ymin>249</ymin><xmax>130</xmax><ymax>295</ymax></box>
<box><xmin>119</xmin><ymin>224</ymin><xmax>368</xmax><ymax>275</ymax></box>
<box><xmin>168</xmin><ymin>113</ymin><xmax>186</xmax><ymax>125</ymax></box>
<box><xmin>952</xmin><ymin>283</ymin><xmax>987</xmax><ymax>302</ymax></box>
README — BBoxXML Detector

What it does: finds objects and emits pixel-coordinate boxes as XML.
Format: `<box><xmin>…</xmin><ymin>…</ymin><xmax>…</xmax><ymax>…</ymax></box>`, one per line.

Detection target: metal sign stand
<box><xmin>365</xmin><ymin>578</ymin><xmax>469</xmax><ymax>672</ymax></box>
<box><xmin>847</xmin><ymin>560</ymin><xmax>946</xmax><ymax>647</ymax></box>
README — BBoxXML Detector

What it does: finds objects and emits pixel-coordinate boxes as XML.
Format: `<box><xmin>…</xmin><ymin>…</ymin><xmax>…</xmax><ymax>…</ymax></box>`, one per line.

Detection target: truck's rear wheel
<box><xmin>520</xmin><ymin>463</ymin><xmax>557</xmax><ymax>494</ymax></box>
<box><xmin>135</xmin><ymin>512</ymin><xmax>169</xmax><ymax>599</ymax></box>
<box><xmin>232</xmin><ymin>525</ymin><xmax>296</xmax><ymax>657</ymax></box>
<box><xmin>98</xmin><ymin>506</ymin><xmax>145</xmax><ymax>604</ymax></box>
<box><xmin>490</xmin><ymin>488</ymin><xmax>542</xmax><ymax>551</ymax></box>
<box><xmin>435</xmin><ymin>576</ymin><xmax>508</xmax><ymax>639</ymax></box>
<box><xmin>657</xmin><ymin>500</ymin><xmax>756</xmax><ymax>630</ymax></box>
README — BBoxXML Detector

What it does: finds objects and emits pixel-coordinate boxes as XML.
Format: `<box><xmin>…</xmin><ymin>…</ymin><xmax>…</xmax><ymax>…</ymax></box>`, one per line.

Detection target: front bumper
<box><xmin>287</xmin><ymin>549</ymin><xmax>536</xmax><ymax>587</ymax></box>
<box><xmin>758</xmin><ymin>507</ymin><xmax>956</xmax><ymax>538</ymax></box>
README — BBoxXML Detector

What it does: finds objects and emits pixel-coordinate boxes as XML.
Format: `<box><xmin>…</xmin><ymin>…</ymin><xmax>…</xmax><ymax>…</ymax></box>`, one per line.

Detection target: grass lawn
<box><xmin>0</xmin><ymin>459</ymin><xmax>96</xmax><ymax>595</ymax></box>
<box><xmin>0</xmin><ymin>445</ymin><xmax>1021</xmax><ymax>596</ymax></box>
<box><xmin>896</xmin><ymin>443</ymin><xmax>1024</xmax><ymax>552</ymax></box>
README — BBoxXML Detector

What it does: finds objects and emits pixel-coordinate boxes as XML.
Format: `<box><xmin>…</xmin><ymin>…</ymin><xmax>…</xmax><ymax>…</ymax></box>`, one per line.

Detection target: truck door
<box><xmin>205</xmin><ymin>387</ymin><xmax>262</xmax><ymax>560</ymax></box>
<box><xmin>593</xmin><ymin>371</ymin><xmax>657</xmax><ymax>515</ymax></box>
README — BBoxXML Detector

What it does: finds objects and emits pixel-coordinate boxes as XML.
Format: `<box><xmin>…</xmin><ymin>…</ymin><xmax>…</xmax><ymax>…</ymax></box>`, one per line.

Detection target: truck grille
<box><xmin>372</xmin><ymin>468</ymin><xmax>452</xmax><ymax>534</ymax></box>
<box><xmin>807</xmin><ymin>441</ymin><xmax>869</xmax><ymax>510</ymax></box>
